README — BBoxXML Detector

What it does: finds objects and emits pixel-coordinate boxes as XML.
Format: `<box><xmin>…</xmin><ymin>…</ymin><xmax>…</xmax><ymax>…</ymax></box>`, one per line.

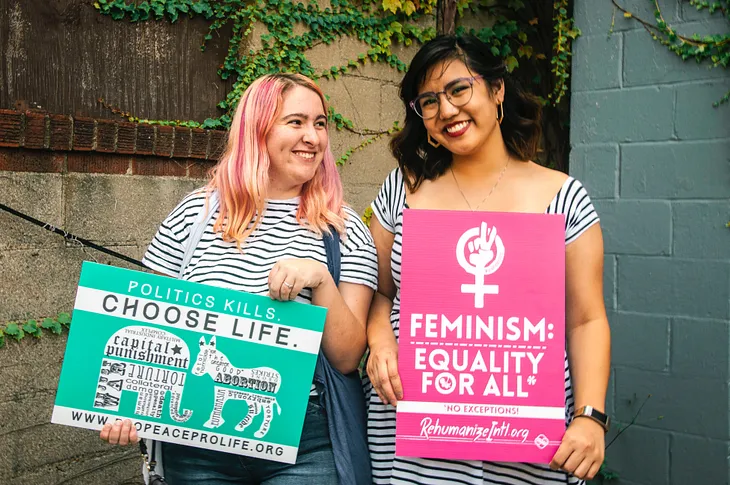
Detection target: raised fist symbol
<box><xmin>468</xmin><ymin>222</ymin><xmax>497</xmax><ymax>268</ymax></box>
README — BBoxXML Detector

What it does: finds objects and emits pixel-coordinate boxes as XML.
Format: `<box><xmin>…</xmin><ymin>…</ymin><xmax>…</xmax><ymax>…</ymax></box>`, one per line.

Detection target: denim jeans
<box><xmin>161</xmin><ymin>397</ymin><xmax>336</xmax><ymax>485</ymax></box>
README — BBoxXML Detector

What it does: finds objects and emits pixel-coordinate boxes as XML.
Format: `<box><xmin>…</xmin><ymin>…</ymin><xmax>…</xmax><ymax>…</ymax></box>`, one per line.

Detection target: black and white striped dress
<box><xmin>365</xmin><ymin>168</ymin><xmax>599</xmax><ymax>485</ymax></box>
<box><xmin>142</xmin><ymin>190</ymin><xmax>379</xmax><ymax>394</ymax></box>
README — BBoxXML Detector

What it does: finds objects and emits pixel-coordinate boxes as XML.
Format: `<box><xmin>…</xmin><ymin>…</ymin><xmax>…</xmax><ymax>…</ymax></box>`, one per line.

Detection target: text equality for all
<box><xmin>410</xmin><ymin>313</ymin><xmax>555</xmax><ymax>398</ymax></box>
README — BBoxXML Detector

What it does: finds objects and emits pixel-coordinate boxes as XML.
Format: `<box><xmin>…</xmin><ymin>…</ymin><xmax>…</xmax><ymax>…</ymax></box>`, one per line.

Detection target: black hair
<box><xmin>390</xmin><ymin>34</ymin><xmax>543</xmax><ymax>191</ymax></box>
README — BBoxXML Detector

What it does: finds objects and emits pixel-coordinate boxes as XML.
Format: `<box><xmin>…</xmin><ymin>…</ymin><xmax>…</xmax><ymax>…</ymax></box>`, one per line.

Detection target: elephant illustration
<box><xmin>192</xmin><ymin>336</ymin><xmax>282</xmax><ymax>438</ymax></box>
<box><xmin>94</xmin><ymin>326</ymin><xmax>192</xmax><ymax>423</ymax></box>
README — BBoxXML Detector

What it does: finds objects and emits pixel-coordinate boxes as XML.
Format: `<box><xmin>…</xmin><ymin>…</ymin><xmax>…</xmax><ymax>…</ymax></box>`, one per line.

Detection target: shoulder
<box><xmin>381</xmin><ymin>167</ymin><xmax>406</xmax><ymax>193</ymax></box>
<box><xmin>524</xmin><ymin>161</ymin><xmax>570</xmax><ymax>191</ymax></box>
<box><xmin>162</xmin><ymin>188</ymin><xmax>210</xmax><ymax>228</ymax></box>
<box><xmin>518</xmin><ymin>161</ymin><xmax>597</xmax><ymax>205</ymax></box>
<box><xmin>375</xmin><ymin>167</ymin><xmax>408</xmax><ymax>208</ymax></box>
<box><xmin>552</xmin><ymin>176</ymin><xmax>593</xmax><ymax>211</ymax></box>
<box><xmin>173</xmin><ymin>188</ymin><xmax>209</xmax><ymax>214</ymax></box>
<box><xmin>546</xmin><ymin>175</ymin><xmax>599</xmax><ymax>243</ymax></box>
<box><xmin>343</xmin><ymin>206</ymin><xmax>374</xmax><ymax>245</ymax></box>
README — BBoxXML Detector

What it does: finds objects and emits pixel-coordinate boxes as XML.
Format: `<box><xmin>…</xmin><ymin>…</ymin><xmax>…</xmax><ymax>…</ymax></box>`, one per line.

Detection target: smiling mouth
<box><xmin>443</xmin><ymin>120</ymin><xmax>471</xmax><ymax>136</ymax></box>
<box><xmin>293</xmin><ymin>151</ymin><xmax>316</xmax><ymax>160</ymax></box>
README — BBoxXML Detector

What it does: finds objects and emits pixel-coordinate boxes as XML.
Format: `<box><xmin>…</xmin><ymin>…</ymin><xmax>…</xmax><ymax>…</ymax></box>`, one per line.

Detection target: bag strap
<box><xmin>139</xmin><ymin>191</ymin><xmax>219</xmax><ymax>482</ymax></box>
<box><xmin>139</xmin><ymin>439</ymin><xmax>159</xmax><ymax>474</ymax></box>
<box><xmin>322</xmin><ymin>227</ymin><xmax>341</xmax><ymax>285</ymax></box>
<box><xmin>178</xmin><ymin>191</ymin><xmax>220</xmax><ymax>278</ymax></box>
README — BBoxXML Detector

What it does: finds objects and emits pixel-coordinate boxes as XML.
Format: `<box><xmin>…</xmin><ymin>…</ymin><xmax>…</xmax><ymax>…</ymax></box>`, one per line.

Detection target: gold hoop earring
<box><xmin>497</xmin><ymin>102</ymin><xmax>504</xmax><ymax>125</ymax></box>
<box><xmin>427</xmin><ymin>133</ymin><xmax>441</xmax><ymax>148</ymax></box>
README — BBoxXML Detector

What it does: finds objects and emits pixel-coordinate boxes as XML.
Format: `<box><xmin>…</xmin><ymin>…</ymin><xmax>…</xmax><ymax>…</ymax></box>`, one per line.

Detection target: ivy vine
<box><xmin>361</xmin><ymin>206</ymin><xmax>374</xmax><ymax>226</ymax></box>
<box><xmin>612</xmin><ymin>0</ymin><xmax>730</xmax><ymax>106</ymax></box>
<box><xmin>94</xmin><ymin>0</ymin><xmax>579</xmax><ymax>169</ymax></box>
<box><xmin>0</xmin><ymin>312</ymin><xmax>72</xmax><ymax>349</ymax></box>
<box><xmin>94</xmin><ymin>2</ymin><xmax>432</xmax><ymax>122</ymax></box>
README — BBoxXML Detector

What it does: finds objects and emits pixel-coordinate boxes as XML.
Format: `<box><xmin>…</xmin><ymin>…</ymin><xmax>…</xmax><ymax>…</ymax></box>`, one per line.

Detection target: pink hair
<box><xmin>205</xmin><ymin>74</ymin><xmax>346</xmax><ymax>248</ymax></box>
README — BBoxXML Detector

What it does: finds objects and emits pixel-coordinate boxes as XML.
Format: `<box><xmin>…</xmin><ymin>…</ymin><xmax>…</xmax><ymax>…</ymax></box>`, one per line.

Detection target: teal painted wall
<box><xmin>571</xmin><ymin>1</ymin><xmax>729</xmax><ymax>484</ymax></box>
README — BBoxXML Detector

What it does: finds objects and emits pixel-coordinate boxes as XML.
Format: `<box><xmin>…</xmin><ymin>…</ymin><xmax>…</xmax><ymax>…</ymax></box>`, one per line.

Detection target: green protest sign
<box><xmin>52</xmin><ymin>261</ymin><xmax>326</xmax><ymax>463</ymax></box>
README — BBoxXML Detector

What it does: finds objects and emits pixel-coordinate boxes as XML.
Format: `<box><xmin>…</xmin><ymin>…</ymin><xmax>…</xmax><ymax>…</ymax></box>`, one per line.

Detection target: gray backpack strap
<box><xmin>142</xmin><ymin>192</ymin><xmax>220</xmax><ymax>483</ymax></box>
<box><xmin>178</xmin><ymin>191</ymin><xmax>220</xmax><ymax>278</ymax></box>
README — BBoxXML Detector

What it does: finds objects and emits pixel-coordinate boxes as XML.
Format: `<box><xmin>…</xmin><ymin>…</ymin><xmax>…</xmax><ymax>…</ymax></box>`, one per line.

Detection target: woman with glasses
<box><xmin>365</xmin><ymin>35</ymin><xmax>611</xmax><ymax>485</ymax></box>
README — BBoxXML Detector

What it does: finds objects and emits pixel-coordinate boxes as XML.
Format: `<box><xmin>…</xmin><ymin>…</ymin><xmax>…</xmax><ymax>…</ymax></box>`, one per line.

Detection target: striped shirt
<box><xmin>365</xmin><ymin>168</ymin><xmax>599</xmax><ymax>485</ymax></box>
<box><xmin>142</xmin><ymin>190</ymin><xmax>379</xmax><ymax>393</ymax></box>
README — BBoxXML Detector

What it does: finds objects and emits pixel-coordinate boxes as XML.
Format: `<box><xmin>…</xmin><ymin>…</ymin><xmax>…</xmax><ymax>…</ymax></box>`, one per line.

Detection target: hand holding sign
<box><xmin>366</xmin><ymin>335</ymin><xmax>403</xmax><ymax>407</ymax></box>
<box><xmin>268</xmin><ymin>258</ymin><xmax>329</xmax><ymax>301</ymax></box>
<box><xmin>100</xmin><ymin>419</ymin><xmax>139</xmax><ymax>446</ymax></box>
<box><xmin>549</xmin><ymin>416</ymin><xmax>605</xmax><ymax>480</ymax></box>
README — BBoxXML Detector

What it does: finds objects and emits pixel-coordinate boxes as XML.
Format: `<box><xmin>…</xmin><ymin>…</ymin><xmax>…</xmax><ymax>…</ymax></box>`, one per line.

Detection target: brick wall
<box><xmin>0</xmin><ymin>109</ymin><xmax>226</xmax><ymax>174</ymax></box>
<box><xmin>571</xmin><ymin>1</ymin><xmax>730</xmax><ymax>484</ymax></box>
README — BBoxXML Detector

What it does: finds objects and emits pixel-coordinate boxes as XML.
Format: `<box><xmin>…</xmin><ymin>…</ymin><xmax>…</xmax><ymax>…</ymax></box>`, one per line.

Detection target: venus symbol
<box><xmin>456</xmin><ymin>222</ymin><xmax>505</xmax><ymax>309</ymax></box>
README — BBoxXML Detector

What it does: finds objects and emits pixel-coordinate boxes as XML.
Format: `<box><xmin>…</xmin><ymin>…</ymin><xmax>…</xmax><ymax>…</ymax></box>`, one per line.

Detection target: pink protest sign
<box><xmin>395</xmin><ymin>209</ymin><xmax>566</xmax><ymax>464</ymax></box>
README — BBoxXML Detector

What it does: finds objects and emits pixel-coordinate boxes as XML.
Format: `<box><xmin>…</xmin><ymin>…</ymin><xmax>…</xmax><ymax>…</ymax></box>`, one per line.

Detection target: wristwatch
<box><xmin>573</xmin><ymin>405</ymin><xmax>610</xmax><ymax>432</ymax></box>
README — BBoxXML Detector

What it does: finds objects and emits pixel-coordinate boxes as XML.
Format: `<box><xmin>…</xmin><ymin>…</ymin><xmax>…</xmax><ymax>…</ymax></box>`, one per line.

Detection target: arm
<box><xmin>365</xmin><ymin>217</ymin><xmax>402</xmax><ymax>406</ymax></box>
<box><xmin>313</xmin><ymin>277</ymin><xmax>374</xmax><ymax>374</ymax></box>
<box><xmin>268</xmin><ymin>257</ymin><xmax>374</xmax><ymax>375</ymax></box>
<box><xmin>565</xmin><ymin>224</ymin><xmax>611</xmax><ymax>415</ymax></box>
<box><xmin>550</xmin><ymin>223</ymin><xmax>611</xmax><ymax>480</ymax></box>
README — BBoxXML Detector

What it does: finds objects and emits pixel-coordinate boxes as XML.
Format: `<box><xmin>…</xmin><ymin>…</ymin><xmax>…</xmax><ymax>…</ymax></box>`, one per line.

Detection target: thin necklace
<box><xmin>450</xmin><ymin>157</ymin><xmax>510</xmax><ymax>211</ymax></box>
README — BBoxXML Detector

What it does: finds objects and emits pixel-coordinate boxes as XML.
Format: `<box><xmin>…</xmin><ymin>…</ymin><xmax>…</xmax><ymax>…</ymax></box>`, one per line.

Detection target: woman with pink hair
<box><xmin>99</xmin><ymin>73</ymin><xmax>377</xmax><ymax>484</ymax></box>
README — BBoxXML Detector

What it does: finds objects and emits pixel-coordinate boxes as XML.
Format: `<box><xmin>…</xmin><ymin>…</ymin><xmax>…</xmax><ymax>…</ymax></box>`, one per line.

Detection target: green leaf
<box><xmin>505</xmin><ymin>55</ymin><xmax>519</xmax><ymax>72</ymax></box>
<box><xmin>382</xmin><ymin>0</ymin><xmax>401</xmax><ymax>14</ymax></box>
<box><xmin>57</xmin><ymin>312</ymin><xmax>72</xmax><ymax>326</ymax></box>
<box><xmin>403</xmin><ymin>1</ymin><xmax>416</xmax><ymax>16</ymax></box>
<box><xmin>167</xmin><ymin>3</ymin><xmax>180</xmax><ymax>22</ymax></box>
<box><xmin>151</xmin><ymin>3</ymin><xmax>164</xmax><ymax>18</ymax></box>
<box><xmin>5</xmin><ymin>323</ymin><xmax>23</xmax><ymax>341</ymax></box>
<box><xmin>41</xmin><ymin>318</ymin><xmax>62</xmax><ymax>335</ymax></box>
<box><xmin>517</xmin><ymin>45</ymin><xmax>533</xmax><ymax>58</ymax></box>
<box><xmin>23</xmin><ymin>320</ymin><xmax>42</xmax><ymax>338</ymax></box>
<box><xmin>41</xmin><ymin>318</ymin><xmax>62</xmax><ymax>334</ymax></box>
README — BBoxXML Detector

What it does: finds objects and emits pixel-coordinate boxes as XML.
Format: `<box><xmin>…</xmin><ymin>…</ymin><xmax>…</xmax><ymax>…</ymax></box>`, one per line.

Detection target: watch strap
<box><xmin>574</xmin><ymin>405</ymin><xmax>610</xmax><ymax>432</ymax></box>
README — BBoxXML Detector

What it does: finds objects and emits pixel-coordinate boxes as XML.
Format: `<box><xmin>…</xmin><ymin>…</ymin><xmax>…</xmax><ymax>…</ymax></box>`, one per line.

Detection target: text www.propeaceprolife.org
<box><xmin>52</xmin><ymin>406</ymin><xmax>297</xmax><ymax>463</ymax></box>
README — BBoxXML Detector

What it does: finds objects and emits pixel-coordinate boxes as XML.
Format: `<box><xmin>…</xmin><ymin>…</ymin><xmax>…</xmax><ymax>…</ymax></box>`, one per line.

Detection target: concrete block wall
<box><xmin>571</xmin><ymin>1</ymin><xmax>730</xmax><ymax>484</ymax></box>
<box><xmin>0</xmin><ymin>82</ymin><xmax>404</xmax><ymax>324</ymax></box>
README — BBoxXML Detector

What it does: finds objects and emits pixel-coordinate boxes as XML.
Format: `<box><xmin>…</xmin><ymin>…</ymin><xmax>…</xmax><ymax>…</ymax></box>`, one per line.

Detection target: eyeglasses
<box><xmin>409</xmin><ymin>76</ymin><xmax>483</xmax><ymax>120</ymax></box>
